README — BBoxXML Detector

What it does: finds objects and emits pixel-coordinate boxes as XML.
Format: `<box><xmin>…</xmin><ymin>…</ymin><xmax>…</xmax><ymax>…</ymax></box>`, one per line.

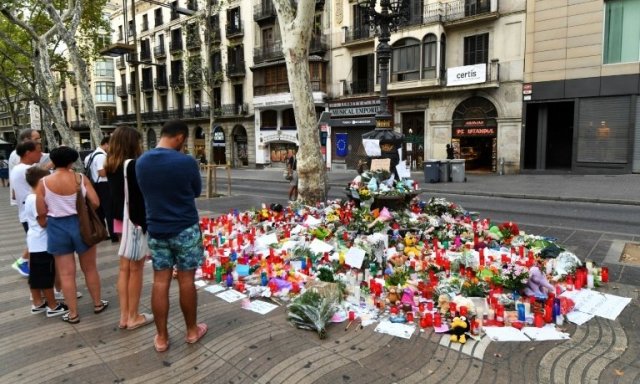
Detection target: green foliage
<box><xmin>287</xmin><ymin>290</ymin><xmax>338</xmax><ymax>339</ymax></box>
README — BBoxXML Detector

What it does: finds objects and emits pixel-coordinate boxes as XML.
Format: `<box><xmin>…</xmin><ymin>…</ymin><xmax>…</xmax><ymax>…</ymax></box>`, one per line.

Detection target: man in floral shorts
<box><xmin>136</xmin><ymin>120</ymin><xmax>207</xmax><ymax>353</ymax></box>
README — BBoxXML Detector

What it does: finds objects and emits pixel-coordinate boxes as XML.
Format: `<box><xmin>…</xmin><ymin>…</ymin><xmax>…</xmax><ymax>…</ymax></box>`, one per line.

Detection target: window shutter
<box><xmin>577</xmin><ymin>97</ymin><xmax>630</xmax><ymax>164</ymax></box>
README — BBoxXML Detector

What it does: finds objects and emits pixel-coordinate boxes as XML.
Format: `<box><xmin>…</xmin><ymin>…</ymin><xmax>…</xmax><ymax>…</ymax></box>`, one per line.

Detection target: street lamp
<box><xmin>358</xmin><ymin>0</ymin><xmax>408</xmax><ymax>176</ymax></box>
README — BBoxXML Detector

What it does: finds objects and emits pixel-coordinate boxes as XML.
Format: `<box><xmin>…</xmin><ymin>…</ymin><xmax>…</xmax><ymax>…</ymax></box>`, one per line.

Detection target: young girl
<box><xmin>25</xmin><ymin>166</ymin><xmax>68</xmax><ymax>317</ymax></box>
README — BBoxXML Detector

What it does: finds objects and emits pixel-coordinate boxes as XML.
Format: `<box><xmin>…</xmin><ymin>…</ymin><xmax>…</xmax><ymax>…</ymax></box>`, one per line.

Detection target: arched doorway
<box><xmin>147</xmin><ymin>128</ymin><xmax>157</xmax><ymax>149</ymax></box>
<box><xmin>232</xmin><ymin>125</ymin><xmax>248</xmax><ymax>167</ymax></box>
<box><xmin>451</xmin><ymin>97</ymin><xmax>498</xmax><ymax>172</ymax></box>
<box><xmin>211</xmin><ymin>125</ymin><xmax>226</xmax><ymax>165</ymax></box>
<box><xmin>194</xmin><ymin>126</ymin><xmax>205</xmax><ymax>162</ymax></box>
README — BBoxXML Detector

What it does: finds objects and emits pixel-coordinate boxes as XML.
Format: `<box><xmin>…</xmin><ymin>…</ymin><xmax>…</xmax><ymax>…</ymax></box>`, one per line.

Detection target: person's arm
<box><xmin>35</xmin><ymin>179</ymin><xmax>48</xmax><ymax>219</ymax></box>
<box><xmin>95</xmin><ymin>153</ymin><xmax>107</xmax><ymax>178</ymax></box>
<box><xmin>82</xmin><ymin>174</ymin><xmax>100</xmax><ymax>208</ymax></box>
<box><xmin>190</xmin><ymin>159</ymin><xmax>202</xmax><ymax>198</ymax></box>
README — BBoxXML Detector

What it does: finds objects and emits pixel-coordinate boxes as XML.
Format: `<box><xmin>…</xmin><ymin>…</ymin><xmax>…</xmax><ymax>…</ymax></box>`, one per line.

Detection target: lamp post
<box><xmin>358</xmin><ymin>0</ymin><xmax>408</xmax><ymax>176</ymax></box>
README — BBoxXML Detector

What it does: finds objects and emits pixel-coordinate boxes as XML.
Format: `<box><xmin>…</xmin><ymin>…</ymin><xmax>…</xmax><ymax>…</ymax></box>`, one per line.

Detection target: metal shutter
<box><xmin>634</xmin><ymin>98</ymin><xmax>640</xmax><ymax>172</ymax></box>
<box><xmin>577</xmin><ymin>96</ymin><xmax>630</xmax><ymax>164</ymax></box>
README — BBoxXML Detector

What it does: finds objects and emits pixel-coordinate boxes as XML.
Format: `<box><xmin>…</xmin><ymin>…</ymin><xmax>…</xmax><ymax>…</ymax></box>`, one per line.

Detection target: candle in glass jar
<box><xmin>433</xmin><ymin>313</ymin><xmax>442</xmax><ymax>327</ymax></box>
<box><xmin>601</xmin><ymin>266</ymin><xmax>609</xmax><ymax>282</ymax></box>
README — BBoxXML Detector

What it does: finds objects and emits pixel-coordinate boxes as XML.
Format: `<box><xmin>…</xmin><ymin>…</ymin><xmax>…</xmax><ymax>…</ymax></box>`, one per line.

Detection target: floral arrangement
<box><xmin>494</xmin><ymin>263</ymin><xmax>529</xmax><ymax>291</ymax></box>
<box><xmin>499</xmin><ymin>221</ymin><xmax>520</xmax><ymax>242</ymax></box>
<box><xmin>460</xmin><ymin>276</ymin><xmax>490</xmax><ymax>297</ymax></box>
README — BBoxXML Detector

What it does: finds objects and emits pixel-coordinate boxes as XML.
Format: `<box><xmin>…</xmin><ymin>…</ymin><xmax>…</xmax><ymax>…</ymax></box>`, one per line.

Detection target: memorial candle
<box><xmin>601</xmin><ymin>266</ymin><xmax>609</xmax><ymax>282</ymax></box>
<box><xmin>479</xmin><ymin>248</ymin><xmax>485</xmax><ymax>266</ymax></box>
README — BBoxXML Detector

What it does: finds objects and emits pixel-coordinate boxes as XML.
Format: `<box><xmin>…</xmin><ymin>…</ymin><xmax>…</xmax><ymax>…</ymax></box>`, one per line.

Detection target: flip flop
<box><xmin>62</xmin><ymin>313</ymin><xmax>80</xmax><ymax>324</ymax></box>
<box><xmin>94</xmin><ymin>300</ymin><xmax>109</xmax><ymax>314</ymax></box>
<box><xmin>185</xmin><ymin>323</ymin><xmax>208</xmax><ymax>344</ymax></box>
<box><xmin>118</xmin><ymin>323</ymin><xmax>127</xmax><ymax>330</ymax></box>
<box><xmin>154</xmin><ymin>335</ymin><xmax>169</xmax><ymax>353</ymax></box>
<box><xmin>127</xmin><ymin>313</ymin><xmax>154</xmax><ymax>331</ymax></box>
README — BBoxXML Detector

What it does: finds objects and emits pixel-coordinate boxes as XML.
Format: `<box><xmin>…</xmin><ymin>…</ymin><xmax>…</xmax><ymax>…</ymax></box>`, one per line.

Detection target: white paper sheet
<box><xmin>396</xmin><ymin>161</ymin><xmax>411</xmax><ymax>179</ymax></box>
<box><xmin>592</xmin><ymin>294</ymin><xmax>631</xmax><ymax>320</ymax></box>
<box><xmin>216</xmin><ymin>289</ymin><xmax>247</xmax><ymax>303</ymax></box>
<box><xmin>345</xmin><ymin>247</ymin><xmax>366</xmax><ymax>269</ymax></box>
<box><xmin>243</xmin><ymin>300</ymin><xmax>279</xmax><ymax>315</ymax></box>
<box><xmin>363</xmin><ymin>139</ymin><xmax>381</xmax><ymax>157</ymax></box>
<box><xmin>309</xmin><ymin>238</ymin><xmax>333</xmax><ymax>254</ymax></box>
<box><xmin>561</xmin><ymin>290</ymin><xmax>631</xmax><ymax>321</ymax></box>
<box><xmin>522</xmin><ymin>325</ymin><xmax>570</xmax><ymax>341</ymax></box>
<box><xmin>256</xmin><ymin>233</ymin><xmax>279</xmax><ymax>248</ymax></box>
<box><xmin>290</xmin><ymin>225</ymin><xmax>305</xmax><ymax>235</ymax></box>
<box><xmin>566</xmin><ymin>311</ymin><xmax>595</xmax><ymax>325</ymax></box>
<box><xmin>304</xmin><ymin>215</ymin><xmax>322</xmax><ymax>227</ymax></box>
<box><xmin>374</xmin><ymin>320</ymin><xmax>415</xmax><ymax>339</ymax></box>
<box><xmin>483</xmin><ymin>326</ymin><xmax>531</xmax><ymax>342</ymax></box>
<box><xmin>194</xmin><ymin>280</ymin><xmax>207</xmax><ymax>288</ymax></box>
<box><xmin>204</xmin><ymin>284</ymin><xmax>226</xmax><ymax>294</ymax></box>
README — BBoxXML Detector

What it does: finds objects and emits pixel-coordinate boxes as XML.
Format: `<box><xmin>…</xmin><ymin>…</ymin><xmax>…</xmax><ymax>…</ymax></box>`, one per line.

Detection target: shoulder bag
<box><xmin>118</xmin><ymin>159</ymin><xmax>150</xmax><ymax>261</ymax></box>
<box><xmin>76</xmin><ymin>173</ymin><xmax>109</xmax><ymax>246</ymax></box>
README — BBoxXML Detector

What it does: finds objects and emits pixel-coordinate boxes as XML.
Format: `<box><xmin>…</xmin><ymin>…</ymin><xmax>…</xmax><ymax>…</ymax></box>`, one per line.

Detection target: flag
<box><xmin>335</xmin><ymin>133</ymin><xmax>348</xmax><ymax>157</ymax></box>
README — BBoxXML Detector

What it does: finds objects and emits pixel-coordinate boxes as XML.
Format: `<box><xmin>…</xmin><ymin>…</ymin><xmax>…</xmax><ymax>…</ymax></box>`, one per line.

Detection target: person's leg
<box><xmin>151</xmin><ymin>269</ymin><xmax>172</xmax><ymax>347</ymax></box>
<box><xmin>176</xmin><ymin>270</ymin><xmax>199</xmax><ymax>338</ymax></box>
<box><xmin>95</xmin><ymin>182</ymin><xmax>115</xmax><ymax>241</ymax></box>
<box><xmin>30</xmin><ymin>288</ymin><xmax>45</xmax><ymax>307</ymax></box>
<box><xmin>55</xmin><ymin>254</ymin><xmax>78</xmax><ymax>318</ymax></box>
<box><xmin>117</xmin><ymin>257</ymin><xmax>130</xmax><ymax>327</ymax></box>
<box><xmin>77</xmin><ymin>245</ymin><xmax>103</xmax><ymax>308</ymax></box>
<box><xmin>126</xmin><ymin>258</ymin><xmax>147</xmax><ymax>326</ymax></box>
<box><xmin>42</xmin><ymin>289</ymin><xmax>56</xmax><ymax>309</ymax></box>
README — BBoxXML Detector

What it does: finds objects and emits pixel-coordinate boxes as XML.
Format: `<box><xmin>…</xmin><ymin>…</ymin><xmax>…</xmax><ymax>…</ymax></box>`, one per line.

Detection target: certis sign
<box><xmin>447</xmin><ymin>64</ymin><xmax>487</xmax><ymax>86</ymax></box>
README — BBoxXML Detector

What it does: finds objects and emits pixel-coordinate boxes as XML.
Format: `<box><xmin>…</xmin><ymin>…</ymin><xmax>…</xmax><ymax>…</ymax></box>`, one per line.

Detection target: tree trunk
<box><xmin>274</xmin><ymin>0</ymin><xmax>327</xmax><ymax>204</ymax></box>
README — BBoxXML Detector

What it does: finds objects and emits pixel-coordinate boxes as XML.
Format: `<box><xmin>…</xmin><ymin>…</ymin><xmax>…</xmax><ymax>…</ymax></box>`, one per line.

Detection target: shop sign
<box><xmin>523</xmin><ymin>83</ymin><xmax>532</xmax><ymax>95</ymax></box>
<box><xmin>329</xmin><ymin>99</ymin><xmax>380</xmax><ymax>117</ymax></box>
<box><xmin>330</xmin><ymin>117</ymin><xmax>376</xmax><ymax>127</ymax></box>
<box><xmin>212</xmin><ymin>128</ymin><xmax>225</xmax><ymax>147</ymax></box>
<box><xmin>453</xmin><ymin>127</ymin><xmax>496</xmax><ymax>137</ymax></box>
<box><xmin>446</xmin><ymin>64</ymin><xmax>487</xmax><ymax>86</ymax></box>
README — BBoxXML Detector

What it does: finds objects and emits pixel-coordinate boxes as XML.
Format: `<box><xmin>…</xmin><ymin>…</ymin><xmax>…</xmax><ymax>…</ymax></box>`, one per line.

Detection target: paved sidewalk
<box><xmin>0</xmin><ymin>180</ymin><xmax>639</xmax><ymax>383</ymax></box>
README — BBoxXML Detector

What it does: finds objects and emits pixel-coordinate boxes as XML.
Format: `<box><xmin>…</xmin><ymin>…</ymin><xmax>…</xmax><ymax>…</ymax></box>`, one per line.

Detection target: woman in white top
<box><xmin>36</xmin><ymin>146</ymin><xmax>108</xmax><ymax>324</ymax></box>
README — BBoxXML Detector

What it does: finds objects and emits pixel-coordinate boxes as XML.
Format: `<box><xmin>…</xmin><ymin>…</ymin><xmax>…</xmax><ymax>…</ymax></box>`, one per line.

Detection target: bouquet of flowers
<box><xmin>499</xmin><ymin>221</ymin><xmax>520</xmax><ymax>242</ymax></box>
<box><xmin>495</xmin><ymin>263</ymin><xmax>529</xmax><ymax>291</ymax></box>
<box><xmin>460</xmin><ymin>277</ymin><xmax>490</xmax><ymax>297</ymax></box>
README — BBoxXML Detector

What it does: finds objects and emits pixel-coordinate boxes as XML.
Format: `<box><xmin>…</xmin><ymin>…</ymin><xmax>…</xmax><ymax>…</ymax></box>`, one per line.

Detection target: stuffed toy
<box><xmin>437</xmin><ymin>294</ymin><xmax>451</xmax><ymax>315</ymax></box>
<box><xmin>401</xmin><ymin>288</ymin><xmax>414</xmax><ymax>307</ymax></box>
<box><xmin>403</xmin><ymin>233</ymin><xmax>420</xmax><ymax>257</ymax></box>
<box><xmin>386</xmin><ymin>286</ymin><xmax>400</xmax><ymax>305</ymax></box>
<box><xmin>448</xmin><ymin>316</ymin><xmax>469</xmax><ymax>344</ymax></box>
<box><xmin>524</xmin><ymin>266</ymin><xmax>555</xmax><ymax>298</ymax></box>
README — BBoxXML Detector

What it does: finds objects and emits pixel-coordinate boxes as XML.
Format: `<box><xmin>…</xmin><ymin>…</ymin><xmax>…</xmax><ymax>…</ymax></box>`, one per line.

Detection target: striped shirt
<box><xmin>43</xmin><ymin>175</ymin><xmax>86</xmax><ymax>217</ymax></box>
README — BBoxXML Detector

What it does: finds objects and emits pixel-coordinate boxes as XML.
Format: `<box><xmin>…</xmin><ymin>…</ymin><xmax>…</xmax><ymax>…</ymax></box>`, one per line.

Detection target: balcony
<box><xmin>127</xmin><ymin>83</ymin><xmax>136</xmax><ymax>95</ymax></box>
<box><xmin>154</xmin><ymin>45</ymin><xmax>166</xmax><ymax>59</ymax></box>
<box><xmin>126</xmin><ymin>53</ymin><xmax>138</xmax><ymax>63</ymax></box>
<box><xmin>310</xmin><ymin>34</ymin><xmax>328</xmax><ymax>54</ymax></box>
<box><xmin>226</xmin><ymin>23</ymin><xmax>243</xmax><ymax>39</ymax></box>
<box><xmin>154</xmin><ymin>77</ymin><xmax>168</xmax><ymax>90</ymax></box>
<box><xmin>140</xmin><ymin>49</ymin><xmax>152</xmax><ymax>62</ymax></box>
<box><xmin>443</xmin><ymin>0</ymin><xmax>497</xmax><ymax>27</ymax></box>
<box><xmin>97</xmin><ymin>115</ymin><xmax>116</xmax><ymax>126</ymax></box>
<box><xmin>70</xmin><ymin>119</ymin><xmax>90</xmax><ymax>131</ymax></box>
<box><xmin>141</xmin><ymin>79</ymin><xmax>154</xmax><ymax>93</ymax></box>
<box><xmin>219</xmin><ymin>103</ymin><xmax>248</xmax><ymax>117</ymax></box>
<box><xmin>254</xmin><ymin>80</ymin><xmax>325</xmax><ymax>96</ymax></box>
<box><xmin>343</xmin><ymin>27</ymin><xmax>373</xmax><ymax>45</ymax></box>
<box><xmin>170</xmin><ymin>74</ymin><xmax>185</xmax><ymax>88</ymax></box>
<box><xmin>349</xmin><ymin>79</ymin><xmax>375</xmax><ymax>95</ymax></box>
<box><xmin>186</xmin><ymin>71</ymin><xmax>202</xmax><ymax>86</ymax></box>
<box><xmin>253</xmin><ymin>3</ymin><xmax>276</xmax><ymax>24</ymax></box>
<box><xmin>226</xmin><ymin>61</ymin><xmax>245</xmax><ymax>77</ymax></box>
<box><xmin>170</xmin><ymin>39</ymin><xmax>183</xmax><ymax>54</ymax></box>
<box><xmin>186</xmin><ymin>37</ymin><xmax>201</xmax><ymax>50</ymax></box>
<box><xmin>116</xmin><ymin>57</ymin><xmax>126</xmax><ymax>69</ymax></box>
<box><xmin>253</xmin><ymin>41</ymin><xmax>283</xmax><ymax>63</ymax></box>
<box><xmin>117</xmin><ymin>85</ymin><xmax>128</xmax><ymax>97</ymax></box>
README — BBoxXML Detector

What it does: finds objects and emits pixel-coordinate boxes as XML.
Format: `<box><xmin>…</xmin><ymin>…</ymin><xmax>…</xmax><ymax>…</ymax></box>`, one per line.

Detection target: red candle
<box><xmin>601</xmin><ymin>266</ymin><xmax>609</xmax><ymax>282</ymax></box>
<box><xmin>418</xmin><ymin>302</ymin><xmax>425</xmax><ymax>313</ymax></box>
<box><xmin>449</xmin><ymin>302</ymin><xmax>457</xmax><ymax>314</ymax></box>
<box><xmin>574</xmin><ymin>273</ymin><xmax>583</xmax><ymax>290</ymax></box>
<box><xmin>406</xmin><ymin>312</ymin><xmax>414</xmax><ymax>323</ymax></box>
<box><xmin>348</xmin><ymin>311</ymin><xmax>355</xmax><ymax>321</ymax></box>
<box><xmin>420</xmin><ymin>314</ymin><xmax>430</xmax><ymax>328</ymax></box>
<box><xmin>479</xmin><ymin>248</ymin><xmax>485</xmax><ymax>266</ymax></box>
<box><xmin>519</xmin><ymin>246</ymin><xmax>525</xmax><ymax>260</ymax></box>
<box><xmin>534</xmin><ymin>312</ymin><xmax>544</xmax><ymax>328</ymax></box>
<box><xmin>390</xmin><ymin>306</ymin><xmax>399</xmax><ymax>315</ymax></box>
<box><xmin>426</xmin><ymin>300</ymin><xmax>434</xmax><ymax>311</ymax></box>
<box><xmin>434</xmin><ymin>313</ymin><xmax>442</xmax><ymax>327</ymax></box>
<box><xmin>459</xmin><ymin>306</ymin><xmax>468</xmax><ymax>317</ymax></box>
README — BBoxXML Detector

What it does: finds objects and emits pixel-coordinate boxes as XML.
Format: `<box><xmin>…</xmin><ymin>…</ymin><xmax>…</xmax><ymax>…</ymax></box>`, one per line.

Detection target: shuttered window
<box><xmin>577</xmin><ymin>97</ymin><xmax>630</xmax><ymax>164</ymax></box>
<box><xmin>633</xmin><ymin>98</ymin><xmax>640</xmax><ymax>172</ymax></box>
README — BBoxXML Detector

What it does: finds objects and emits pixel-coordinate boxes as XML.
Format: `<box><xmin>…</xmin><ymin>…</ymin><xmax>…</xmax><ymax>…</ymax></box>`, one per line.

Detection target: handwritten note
<box><xmin>370</xmin><ymin>158</ymin><xmax>391</xmax><ymax>172</ymax></box>
<box><xmin>374</xmin><ymin>320</ymin><xmax>415</xmax><ymax>339</ymax></box>
<box><xmin>243</xmin><ymin>300</ymin><xmax>279</xmax><ymax>315</ymax></box>
<box><xmin>344</xmin><ymin>247</ymin><xmax>366</xmax><ymax>269</ymax></box>
<box><xmin>216</xmin><ymin>289</ymin><xmax>247</xmax><ymax>303</ymax></box>
<box><xmin>363</xmin><ymin>139</ymin><xmax>381</xmax><ymax>157</ymax></box>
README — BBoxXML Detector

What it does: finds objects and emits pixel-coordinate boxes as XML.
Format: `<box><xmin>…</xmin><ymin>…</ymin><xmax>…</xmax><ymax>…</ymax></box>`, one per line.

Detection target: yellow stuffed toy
<box><xmin>403</xmin><ymin>233</ymin><xmax>421</xmax><ymax>257</ymax></box>
<box><xmin>448</xmin><ymin>316</ymin><xmax>469</xmax><ymax>344</ymax></box>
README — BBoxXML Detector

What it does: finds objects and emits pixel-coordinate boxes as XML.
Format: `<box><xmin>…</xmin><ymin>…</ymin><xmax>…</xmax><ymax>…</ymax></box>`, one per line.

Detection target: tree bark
<box><xmin>273</xmin><ymin>0</ymin><xmax>327</xmax><ymax>204</ymax></box>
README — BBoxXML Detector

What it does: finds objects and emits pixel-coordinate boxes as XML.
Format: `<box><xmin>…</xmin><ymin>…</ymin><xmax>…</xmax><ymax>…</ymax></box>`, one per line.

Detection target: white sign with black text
<box><xmin>447</xmin><ymin>64</ymin><xmax>487</xmax><ymax>86</ymax></box>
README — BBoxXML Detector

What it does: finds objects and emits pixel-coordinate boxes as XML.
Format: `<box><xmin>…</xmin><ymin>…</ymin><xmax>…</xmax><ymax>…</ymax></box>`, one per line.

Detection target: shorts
<box><xmin>46</xmin><ymin>215</ymin><xmax>91</xmax><ymax>256</ymax></box>
<box><xmin>148</xmin><ymin>223</ymin><xmax>203</xmax><ymax>271</ymax></box>
<box><xmin>290</xmin><ymin>170</ymin><xmax>298</xmax><ymax>186</ymax></box>
<box><xmin>28</xmin><ymin>251</ymin><xmax>55</xmax><ymax>289</ymax></box>
<box><xmin>21</xmin><ymin>222</ymin><xmax>28</xmax><ymax>233</ymax></box>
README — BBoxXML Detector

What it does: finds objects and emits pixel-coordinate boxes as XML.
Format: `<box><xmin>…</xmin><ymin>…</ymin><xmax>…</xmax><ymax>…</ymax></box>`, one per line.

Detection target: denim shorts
<box><xmin>148</xmin><ymin>223</ymin><xmax>204</xmax><ymax>271</ymax></box>
<box><xmin>47</xmin><ymin>215</ymin><xmax>90</xmax><ymax>256</ymax></box>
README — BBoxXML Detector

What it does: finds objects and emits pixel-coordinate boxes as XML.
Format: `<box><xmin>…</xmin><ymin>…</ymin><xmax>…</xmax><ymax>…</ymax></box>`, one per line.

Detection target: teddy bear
<box><xmin>448</xmin><ymin>316</ymin><xmax>469</xmax><ymax>344</ymax></box>
<box><xmin>437</xmin><ymin>294</ymin><xmax>451</xmax><ymax>315</ymax></box>
<box><xmin>524</xmin><ymin>266</ymin><xmax>555</xmax><ymax>298</ymax></box>
<box><xmin>403</xmin><ymin>233</ymin><xmax>421</xmax><ymax>257</ymax></box>
<box><xmin>386</xmin><ymin>286</ymin><xmax>400</xmax><ymax>306</ymax></box>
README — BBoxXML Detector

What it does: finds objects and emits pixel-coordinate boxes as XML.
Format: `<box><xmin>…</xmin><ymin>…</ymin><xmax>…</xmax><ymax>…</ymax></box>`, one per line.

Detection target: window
<box><xmin>94</xmin><ymin>59</ymin><xmax>114</xmax><ymax>77</ymax></box>
<box><xmin>423</xmin><ymin>34</ymin><xmax>437</xmax><ymax>79</ymax></box>
<box><xmin>154</xmin><ymin>8</ymin><xmax>163</xmax><ymax>27</ymax></box>
<box><xmin>463</xmin><ymin>33</ymin><xmax>489</xmax><ymax>65</ymax></box>
<box><xmin>440</xmin><ymin>33</ymin><xmax>446</xmax><ymax>78</ymax></box>
<box><xmin>391</xmin><ymin>38</ymin><xmax>420</xmax><ymax>82</ymax></box>
<box><xmin>95</xmin><ymin>81</ymin><xmax>115</xmax><ymax>103</ymax></box>
<box><xmin>141</xmin><ymin>14</ymin><xmax>148</xmax><ymax>31</ymax></box>
<box><xmin>604</xmin><ymin>0</ymin><xmax>640</xmax><ymax>64</ymax></box>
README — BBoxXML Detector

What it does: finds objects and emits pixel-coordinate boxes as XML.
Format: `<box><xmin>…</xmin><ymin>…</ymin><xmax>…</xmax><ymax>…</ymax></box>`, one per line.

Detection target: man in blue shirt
<box><xmin>136</xmin><ymin>120</ymin><xmax>207</xmax><ymax>352</ymax></box>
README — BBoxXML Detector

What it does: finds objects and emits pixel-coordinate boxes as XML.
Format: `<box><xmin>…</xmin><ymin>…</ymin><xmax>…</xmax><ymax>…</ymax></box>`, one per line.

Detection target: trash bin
<box><xmin>439</xmin><ymin>160</ymin><xmax>451</xmax><ymax>182</ymax></box>
<box><xmin>450</xmin><ymin>159</ymin><xmax>466</xmax><ymax>182</ymax></box>
<box><xmin>424</xmin><ymin>160</ymin><xmax>441</xmax><ymax>183</ymax></box>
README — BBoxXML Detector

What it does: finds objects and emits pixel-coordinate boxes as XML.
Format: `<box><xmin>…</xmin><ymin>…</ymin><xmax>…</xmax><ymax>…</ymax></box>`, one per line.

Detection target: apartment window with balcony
<box><xmin>141</xmin><ymin>14</ymin><xmax>149</xmax><ymax>31</ymax></box>
<box><xmin>140</xmin><ymin>39</ymin><xmax>152</xmax><ymax>61</ymax></box>
<box><xmin>155</xmin><ymin>8</ymin><xmax>163</xmax><ymax>27</ymax></box>
<box><xmin>171</xmin><ymin>1</ymin><xmax>179</xmax><ymax>20</ymax></box>
<box><xmin>391</xmin><ymin>38</ymin><xmax>420</xmax><ymax>81</ymax></box>
<box><xmin>94</xmin><ymin>59</ymin><xmax>114</xmax><ymax>77</ymax></box>
<box><xmin>351</xmin><ymin>54</ymin><xmax>374</xmax><ymax>94</ymax></box>
<box><xmin>465</xmin><ymin>0</ymin><xmax>490</xmax><ymax>16</ymax></box>
<box><xmin>227</xmin><ymin>7</ymin><xmax>242</xmax><ymax>34</ymax></box>
<box><xmin>95</xmin><ymin>81</ymin><xmax>115</xmax><ymax>103</ymax></box>
<box><xmin>351</xmin><ymin>5</ymin><xmax>370</xmax><ymax>40</ymax></box>
<box><xmin>211</xmin><ymin>50</ymin><xmax>222</xmax><ymax>73</ymax></box>
<box><xmin>440</xmin><ymin>33</ymin><xmax>447</xmax><ymax>77</ymax></box>
<box><xmin>604</xmin><ymin>0</ymin><xmax>640</xmax><ymax>64</ymax></box>
<box><xmin>422</xmin><ymin>34</ymin><xmax>437</xmax><ymax>79</ymax></box>
<box><xmin>187</xmin><ymin>0</ymin><xmax>198</xmax><ymax>11</ymax></box>
<box><xmin>128</xmin><ymin>20</ymin><xmax>134</xmax><ymax>38</ymax></box>
<box><xmin>463</xmin><ymin>33</ymin><xmax>489</xmax><ymax>65</ymax></box>
<box><xmin>187</xmin><ymin>23</ymin><xmax>200</xmax><ymax>49</ymax></box>
<box><xmin>117</xmin><ymin>25</ymin><xmax>123</xmax><ymax>41</ymax></box>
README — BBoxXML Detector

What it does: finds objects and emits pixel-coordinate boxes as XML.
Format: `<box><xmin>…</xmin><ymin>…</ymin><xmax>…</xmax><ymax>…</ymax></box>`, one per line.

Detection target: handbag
<box><xmin>75</xmin><ymin>174</ymin><xmax>109</xmax><ymax>246</ymax></box>
<box><xmin>284</xmin><ymin>169</ymin><xmax>293</xmax><ymax>181</ymax></box>
<box><xmin>118</xmin><ymin>159</ymin><xmax>150</xmax><ymax>261</ymax></box>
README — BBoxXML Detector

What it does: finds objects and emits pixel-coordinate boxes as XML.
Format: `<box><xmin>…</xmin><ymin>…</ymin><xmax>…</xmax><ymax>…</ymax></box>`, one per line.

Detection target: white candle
<box><xmin>523</xmin><ymin>302</ymin><xmax>531</xmax><ymax>317</ymax></box>
<box><xmin>587</xmin><ymin>274</ymin><xmax>594</xmax><ymax>289</ymax></box>
<box><xmin>488</xmin><ymin>309</ymin><xmax>495</xmax><ymax>320</ymax></box>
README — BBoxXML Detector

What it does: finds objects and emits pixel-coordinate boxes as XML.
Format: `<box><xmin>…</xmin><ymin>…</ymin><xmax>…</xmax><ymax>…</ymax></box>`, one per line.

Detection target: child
<box><xmin>25</xmin><ymin>166</ymin><xmax>68</xmax><ymax>317</ymax></box>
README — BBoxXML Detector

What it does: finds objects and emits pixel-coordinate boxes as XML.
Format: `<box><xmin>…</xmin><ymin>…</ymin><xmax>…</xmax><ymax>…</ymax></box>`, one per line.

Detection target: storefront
<box><xmin>211</xmin><ymin>125</ymin><xmax>226</xmax><ymax>165</ymax></box>
<box><xmin>232</xmin><ymin>125</ymin><xmax>249</xmax><ymax>167</ymax></box>
<box><xmin>327</xmin><ymin>98</ymin><xmax>379</xmax><ymax>169</ymax></box>
<box><xmin>451</xmin><ymin>97</ymin><xmax>498</xmax><ymax>172</ymax></box>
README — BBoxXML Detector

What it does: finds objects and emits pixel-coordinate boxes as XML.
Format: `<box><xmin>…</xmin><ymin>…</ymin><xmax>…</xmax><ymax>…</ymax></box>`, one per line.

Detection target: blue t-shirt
<box><xmin>136</xmin><ymin>148</ymin><xmax>201</xmax><ymax>238</ymax></box>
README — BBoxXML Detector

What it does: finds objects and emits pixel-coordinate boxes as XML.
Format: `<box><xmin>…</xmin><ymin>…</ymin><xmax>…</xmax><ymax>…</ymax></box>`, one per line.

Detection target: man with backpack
<box><xmin>85</xmin><ymin>136</ymin><xmax>116</xmax><ymax>242</ymax></box>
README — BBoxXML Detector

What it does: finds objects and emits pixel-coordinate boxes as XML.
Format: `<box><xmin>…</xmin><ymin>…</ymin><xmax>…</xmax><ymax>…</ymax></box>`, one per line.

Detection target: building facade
<box><xmin>523</xmin><ymin>0</ymin><xmax>640</xmax><ymax>173</ymax></box>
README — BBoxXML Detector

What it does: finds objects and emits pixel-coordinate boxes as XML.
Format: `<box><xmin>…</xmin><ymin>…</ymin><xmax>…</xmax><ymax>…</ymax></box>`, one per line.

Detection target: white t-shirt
<box><xmin>9</xmin><ymin>163</ymin><xmax>35</xmax><ymax>223</ymax></box>
<box><xmin>84</xmin><ymin>148</ymin><xmax>107</xmax><ymax>183</ymax></box>
<box><xmin>9</xmin><ymin>150</ymin><xmax>49</xmax><ymax>206</ymax></box>
<box><xmin>24</xmin><ymin>194</ymin><xmax>47</xmax><ymax>252</ymax></box>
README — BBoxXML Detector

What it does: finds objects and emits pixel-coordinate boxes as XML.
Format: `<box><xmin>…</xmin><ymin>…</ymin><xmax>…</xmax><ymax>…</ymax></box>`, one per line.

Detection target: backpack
<box><xmin>83</xmin><ymin>151</ymin><xmax>105</xmax><ymax>184</ymax></box>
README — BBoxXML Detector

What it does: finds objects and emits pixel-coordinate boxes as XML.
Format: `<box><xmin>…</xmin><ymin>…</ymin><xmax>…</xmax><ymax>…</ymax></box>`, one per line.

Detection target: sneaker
<box><xmin>31</xmin><ymin>301</ymin><xmax>48</xmax><ymax>314</ymax></box>
<box><xmin>54</xmin><ymin>290</ymin><xmax>83</xmax><ymax>301</ymax></box>
<box><xmin>12</xmin><ymin>259</ymin><xmax>29</xmax><ymax>277</ymax></box>
<box><xmin>46</xmin><ymin>303</ymin><xmax>69</xmax><ymax>318</ymax></box>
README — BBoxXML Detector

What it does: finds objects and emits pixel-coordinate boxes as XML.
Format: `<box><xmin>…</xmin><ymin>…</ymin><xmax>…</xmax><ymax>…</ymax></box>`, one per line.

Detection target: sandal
<box><xmin>127</xmin><ymin>313</ymin><xmax>154</xmax><ymax>331</ymax></box>
<box><xmin>62</xmin><ymin>313</ymin><xmax>80</xmax><ymax>324</ymax></box>
<box><xmin>94</xmin><ymin>300</ymin><xmax>109</xmax><ymax>314</ymax></box>
<box><xmin>185</xmin><ymin>323</ymin><xmax>208</xmax><ymax>344</ymax></box>
<box><xmin>154</xmin><ymin>335</ymin><xmax>170</xmax><ymax>353</ymax></box>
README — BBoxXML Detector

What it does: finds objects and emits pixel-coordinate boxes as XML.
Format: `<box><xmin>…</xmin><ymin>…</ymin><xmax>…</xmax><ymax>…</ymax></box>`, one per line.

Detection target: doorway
<box><xmin>524</xmin><ymin>101</ymin><xmax>574</xmax><ymax>170</ymax></box>
<box><xmin>402</xmin><ymin>112</ymin><xmax>424</xmax><ymax>169</ymax></box>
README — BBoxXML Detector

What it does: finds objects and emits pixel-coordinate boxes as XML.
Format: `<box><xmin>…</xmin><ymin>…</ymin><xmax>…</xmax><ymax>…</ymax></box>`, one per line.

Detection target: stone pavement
<box><xmin>0</xmin><ymin>174</ymin><xmax>639</xmax><ymax>383</ymax></box>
